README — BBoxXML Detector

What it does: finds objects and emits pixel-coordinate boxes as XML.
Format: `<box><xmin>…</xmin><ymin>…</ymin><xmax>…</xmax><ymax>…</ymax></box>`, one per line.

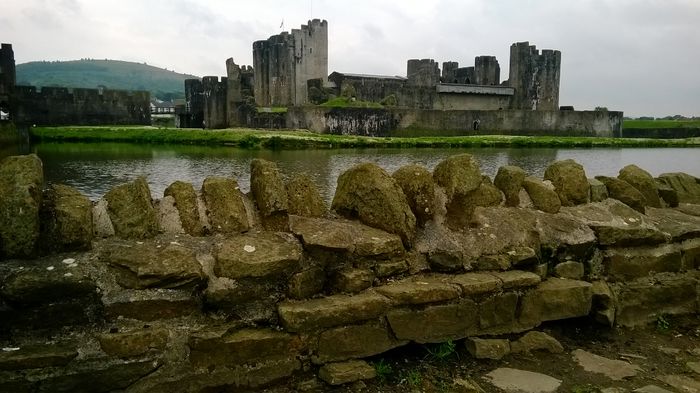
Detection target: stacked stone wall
<box><xmin>1</xmin><ymin>153</ymin><xmax>699</xmax><ymax>391</ymax></box>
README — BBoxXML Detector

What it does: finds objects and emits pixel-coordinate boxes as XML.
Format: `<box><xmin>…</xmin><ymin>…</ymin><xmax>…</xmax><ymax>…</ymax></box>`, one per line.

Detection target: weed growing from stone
<box><xmin>373</xmin><ymin>359</ymin><xmax>393</xmax><ymax>383</ymax></box>
<box><xmin>398</xmin><ymin>369</ymin><xmax>422</xmax><ymax>387</ymax></box>
<box><xmin>656</xmin><ymin>314</ymin><xmax>671</xmax><ymax>332</ymax></box>
<box><xmin>425</xmin><ymin>339</ymin><xmax>458</xmax><ymax>361</ymax></box>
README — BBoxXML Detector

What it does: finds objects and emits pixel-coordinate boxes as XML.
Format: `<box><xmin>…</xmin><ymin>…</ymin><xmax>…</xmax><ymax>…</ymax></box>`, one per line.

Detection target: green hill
<box><xmin>16</xmin><ymin>59</ymin><xmax>199</xmax><ymax>101</ymax></box>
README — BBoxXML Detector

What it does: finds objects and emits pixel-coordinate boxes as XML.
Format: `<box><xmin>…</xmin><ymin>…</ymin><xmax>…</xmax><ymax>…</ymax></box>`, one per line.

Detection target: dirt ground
<box><xmin>271</xmin><ymin>315</ymin><xmax>700</xmax><ymax>393</ymax></box>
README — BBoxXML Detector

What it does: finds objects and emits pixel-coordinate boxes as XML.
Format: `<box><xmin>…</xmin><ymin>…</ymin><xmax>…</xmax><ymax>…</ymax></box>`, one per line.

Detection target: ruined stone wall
<box><xmin>0</xmin><ymin>43</ymin><xmax>15</xmax><ymax>111</ymax></box>
<box><xmin>253</xmin><ymin>20</ymin><xmax>328</xmax><ymax>107</ymax></box>
<box><xmin>181</xmin><ymin>79</ymin><xmax>204</xmax><ymax>128</ymax></box>
<box><xmin>12</xmin><ymin>85</ymin><xmax>151</xmax><ymax>126</ymax></box>
<box><xmin>509</xmin><ymin>42</ymin><xmax>561</xmax><ymax>110</ymax></box>
<box><xmin>286</xmin><ymin>107</ymin><xmax>623</xmax><ymax>137</ymax></box>
<box><xmin>474</xmin><ymin>55</ymin><xmax>500</xmax><ymax>85</ymax></box>
<box><xmin>225</xmin><ymin>60</ymin><xmax>254</xmax><ymax>127</ymax></box>
<box><xmin>202</xmin><ymin>76</ymin><xmax>227</xmax><ymax>129</ymax></box>
<box><xmin>1</xmin><ymin>153</ymin><xmax>699</xmax><ymax>391</ymax></box>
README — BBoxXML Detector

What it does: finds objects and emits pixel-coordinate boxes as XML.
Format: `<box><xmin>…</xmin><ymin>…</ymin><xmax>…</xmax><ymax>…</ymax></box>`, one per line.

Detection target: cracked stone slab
<box><xmin>484</xmin><ymin>368</ymin><xmax>561</xmax><ymax>393</ymax></box>
<box><xmin>573</xmin><ymin>349</ymin><xmax>641</xmax><ymax>380</ymax></box>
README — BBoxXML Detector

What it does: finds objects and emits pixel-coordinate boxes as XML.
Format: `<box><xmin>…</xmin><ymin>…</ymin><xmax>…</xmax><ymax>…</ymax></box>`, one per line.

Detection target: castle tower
<box><xmin>406</xmin><ymin>59</ymin><xmax>440</xmax><ymax>87</ymax></box>
<box><xmin>474</xmin><ymin>55</ymin><xmax>500</xmax><ymax>86</ymax></box>
<box><xmin>508</xmin><ymin>41</ymin><xmax>561</xmax><ymax>110</ymax></box>
<box><xmin>0</xmin><ymin>43</ymin><xmax>16</xmax><ymax>115</ymax></box>
<box><xmin>253</xmin><ymin>19</ymin><xmax>328</xmax><ymax>107</ymax></box>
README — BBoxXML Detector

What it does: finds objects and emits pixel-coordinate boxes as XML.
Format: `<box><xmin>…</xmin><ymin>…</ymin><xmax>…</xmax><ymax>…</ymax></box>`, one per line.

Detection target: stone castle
<box><xmin>179</xmin><ymin>19</ymin><xmax>619</xmax><ymax>136</ymax></box>
<box><xmin>0</xmin><ymin>43</ymin><xmax>151</xmax><ymax>126</ymax></box>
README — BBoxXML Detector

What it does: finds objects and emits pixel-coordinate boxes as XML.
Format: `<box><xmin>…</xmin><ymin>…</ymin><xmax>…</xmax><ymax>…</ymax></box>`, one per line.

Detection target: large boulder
<box><xmin>657</xmin><ymin>173</ymin><xmax>700</xmax><ymax>204</ymax></box>
<box><xmin>104</xmin><ymin>177</ymin><xmax>159</xmax><ymax>239</ymax></box>
<box><xmin>285</xmin><ymin>174</ymin><xmax>326</xmax><ymax>218</ymax></box>
<box><xmin>543</xmin><ymin>159</ymin><xmax>590</xmax><ymax>206</ymax></box>
<box><xmin>618</xmin><ymin>165</ymin><xmax>662</xmax><ymax>208</ymax></box>
<box><xmin>201</xmin><ymin>177</ymin><xmax>250</xmax><ymax>233</ymax></box>
<box><xmin>250</xmin><ymin>158</ymin><xmax>288</xmax><ymax>218</ymax></box>
<box><xmin>432</xmin><ymin>154</ymin><xmax>482</xmax><ymax>201</ymax></box>
<box><xmin>522</xmin><ymin>177</ymin><xmax>561</xmax><ymax>214</ymax></box>
<box><xmin>392</xmin><ymin>164</ymin><xmax>436</xmax><ymax>226</ymax></box>
<box><xmin>164</xmin><ymin>181</ymin><xmax>203</xmax><ymax>236</ymax></box>
<box><xmin>332</xmin><ymin>163</ymin><xmax>416</xmax><ymax>247</ymax></box>
<box><xmin>446</xmin><ymin>176</ymin><xmax>503</xmax><ymax>229</ymax></box>
<box><xmin>595</xmin><ymin>176</ymin><xmax>646</xmax><ymax>213</ymax></box>
<box><xmin>588</xmin><ymin>178</ymin><xmax>609</xmax><ymax>202</ymax></box>
<box><xmin>0</xmin><ymin>154</ymin><xmax>43</xmax><ymax>258</ymax></box>
<box><xmin>40</xmin><ymin>184</ymin><xmax>93</xmax><ymax>252</ymax></box>
<box><xmin>494</xmin><ymin>165</ymin><xmax>527</xmax><ymax>207</ymax></box>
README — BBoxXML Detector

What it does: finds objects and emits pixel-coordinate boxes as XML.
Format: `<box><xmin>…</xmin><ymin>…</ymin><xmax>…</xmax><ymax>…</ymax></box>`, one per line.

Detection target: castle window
<box><xmin>309</xmin><ymin>48</ymin><xmax>313</xmax><ymax>54</ymax></box>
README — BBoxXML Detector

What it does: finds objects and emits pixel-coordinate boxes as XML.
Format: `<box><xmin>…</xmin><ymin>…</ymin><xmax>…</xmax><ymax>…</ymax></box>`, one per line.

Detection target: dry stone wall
<box><xmin>1</xmin><ymin>153</ymin><xmax>700</xmax><ymax>391</ymax></box>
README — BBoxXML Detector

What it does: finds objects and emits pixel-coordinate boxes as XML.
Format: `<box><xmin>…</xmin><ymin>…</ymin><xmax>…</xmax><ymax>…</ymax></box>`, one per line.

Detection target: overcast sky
<box><xmin>1</xmin><ymin>0</ymin><xmax>698</xmax><ymax>117</ymax></box>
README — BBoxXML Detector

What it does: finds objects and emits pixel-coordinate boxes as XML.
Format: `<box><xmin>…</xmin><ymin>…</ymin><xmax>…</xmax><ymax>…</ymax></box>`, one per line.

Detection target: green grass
<box><xmin>256</xmin><ymin>107</ymin><xmax>288</xmax><ymax>113</ymax></box>
<box><xmin>29</xmin><ymin>126</ymin><xmax>700</xmax><ymax>150</ymax></box>
<box><xmin>425</xmin><ymin>340</ymin><xmax>458</xmax><ymax>361</ymax></box>
<box><xmin>373</xmin><ymin>359</ymin><xmax>393</xmax><ymax>383</ymax></box>
<box><xmin>320</xmin><ymin>96</ymin><xmax>383</xmax><ymax>108</ymax></box>
<box><xmin>623</xmin><ymin>119</ymin><xmax>700</xmax><ymax>129</ymax></box>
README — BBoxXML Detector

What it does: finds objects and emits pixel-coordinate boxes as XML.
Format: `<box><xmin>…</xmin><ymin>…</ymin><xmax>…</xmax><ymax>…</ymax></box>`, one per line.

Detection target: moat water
<box><xmin>2</xmin><ymin>142</ymin><xmax>699</xmax><ymax>202</ymax></box>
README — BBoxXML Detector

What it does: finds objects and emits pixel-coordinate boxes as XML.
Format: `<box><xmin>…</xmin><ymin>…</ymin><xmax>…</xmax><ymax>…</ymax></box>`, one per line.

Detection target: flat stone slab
<box><xmin>289</xmin><ymin>215</ymin><xmax>404</xmax><ymax>256</ymax></box>
<box><xmin>646</xmin><ymin>207</ymin><xmax>700</xmax><ymax>241</ymax></box>
<box><xmin>484</xmin><ymin>368</ymin><xmax>561</xmax><ymax>393</ymax></box>
<box><xmin>278</xmin><ymin>292</ymin><xmax>391</xmax><ymax>332</ymax></box>
<box><xmin>450</xmin><ymin>273</ymin><xmax>502</xmax><ymax>296</ymax></box>
<box><xmin>101</xmin><ymin>240</ymin><xmax>204</xmax><ymax>289</ymax></box>
<box><xmin>573</xmin><ymin>349</ymin><xmax>641</xmax><ymax>380</ymax></box>
<box><xmin>0</xmin><ymin>344</ymin><xmax>78</xmax><ymax>370</ymax></box>
<box><xmin>103</xmin><ymin>288</ymin><xmax>200</xmax><ymax>321</ymax></box>
<box><xmin>561</xmin><ymin>199</ymin><xmax>667</xmax><ymax>247</ymax></box>
<box><xmin>659</xmin><ymin>375</ymin><xmax>700</xmax><ymax>393</ymax></box>
<box><xmin>318</xmin><ymin>360</ymin><xmax>376</xmax><ymax>385</ymax></box>
<box><xmin>490</xmin><ymin>270</ymin><xmax>541</xmax><ymax>289</ymax></box>
<box><xmin>602</xmin><ymin>244</ymin><xmax>682</xmax><ymax>281</ymax></box>
<box><xmin>375</xmin><ymin>276</ymin><xmax>461</xmax><ymax>305</ymax></box>
<box><xmin>214</xmin><ymin>232</ymin><xmax>302</xmax><ymax>279</ymax></box>
<box><xmin>519</xmin><ymin>278</ymin><xmax>592</xmax><ymax>327</ymax></box>
<box><xmin>635</xmin><ymin>385</ymin><xmax>674</xmax><ymax>393</ymax></box>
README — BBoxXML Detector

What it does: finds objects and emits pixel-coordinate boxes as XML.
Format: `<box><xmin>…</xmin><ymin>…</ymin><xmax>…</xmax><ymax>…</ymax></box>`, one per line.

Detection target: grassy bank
<box><xmin>30</xmin><ymin>126</ymin><xmax>700</xmax><ymax>149</ymax></box>
<box><xmin>623</xmin><ymin>119</ymin><xmax>700</xmax><ymax>129</ymax></box>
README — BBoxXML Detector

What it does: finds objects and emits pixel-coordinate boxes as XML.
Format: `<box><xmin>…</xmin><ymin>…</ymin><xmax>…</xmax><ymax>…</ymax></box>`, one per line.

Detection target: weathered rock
<box><xmin>478</xmin><ymin>292</ymin><xmax>518</xmax><ymax>332</ymax></box>
<box><xmin>332</xmin><ymin>163</ymin><xmax>416</xmax><ymax>247</ymax></box>
<box><xmin>451</xmin><ymin>273</ymin><xmax>502</xmax><ymax>296</ymax></box>
<box><xmin>519</xmin><ymin>278</ymin><xmax>592</xmax><ymax>327</ymax></box>
<box><xmin>657</xmin><ymin>172</ymin><xmax>700</xmax><ymax>204</ymax></box>
<box><xmin>619</xmin><ymin>164</ymin><xmax>662</xmax><ymax>208</ymax></box>
<box><xmin>0</xmin><ymin>154</ymin><xmax>43</xmax><ymax>257</ymax></box>
<box><xmin>432</xmin><ymin>153</ymin><xmax>483</xmax><ymax>201</ymax></box>
<box><xmin>214</xmin><ymin>232</ymin><xmax>302</xmax><ymax>279</ymax></box>
<box><xmin>613</xmin><ymin>274</ymin><xmax>697</xmax><ymax>326</ymax></box>
<box><xmin>534</xmin><ymin>211</ymin><xmax>597</xmax><ymax>261</ymax></box>
<box><xmin>543</xmin><ymin>159</ymin><xmax>590</xmax><ymax>206</ymax></box>
<box><xmin>164</xmin><ymin>181</ymin><xmax>203</xmax><ymax>236</ymax></box>
<box><xmin>484</xmin><ymin>368</ymin><xmax>562</xmax><ymax>393</ymax></box>
<box><xmin>392</xmin><ymin>164</ymin><xmax>436</xmax><ymax>226</ymax></box>
<box><xmin>92</xmin><ymin>198</ymin><xmax>115</xmax><ymax>238</ymax></box>
<box><xmin>635</xmin><ymin>385</ymin><xmax>674</xmax><ymax>393</ymax></box>
<box><xmin>287</xmin><ymin>267</ymin><xmax>326</xmax><ymax>299</ymax></box>
<box><xmin>99</xmin><ymin>327</ymin><xmax>169</xmax><ymax>358</ymax></box>
<box><xmin>466</xmin><ymin>338</ymin><xmax>510</xmax><ymax>360</ymax></box>
<box><xmin>201</xmin><ymin>176</ymin><xmax>250</xmax><ymax>233</ymax></box>
<box><xmin>250</xmin><ymin>158</ymin><xmax>288</xmax><ymax>220</ymax></box>
<box><xmin>561</xmin><ymin>199</ymin><xmax>667</xmax><ymax>247</ymax></box>
<box><xmin>602</xmin><ymin>244</ymin><xmax>681</xmax><ymax>281</ymax></box>
<box><xmin>316</xmin><ymin>322</ymin><xmax>406</xmax><ymax>363</ymax></box>
<box><xmin>453</xmin><ymin>378</ymin><xmax>486</xmax><ymax>393</ymax></box>
<box><xmin>554</xmin><ymin>261</ymin><xmax>584</xmax><ymax>280</ymax></box>
<box><xmin>446</xmin><ymin>177</ymin><xmax>503</xmax><ymax>229</ymax></box>
<box><xmin>39</xmin><ymin>184</ymin><xmax>93</xmax><ymax>252</ymax></box>
<box><xmin>332</xmin><ymin>268</ymin><xmax>374</xmax><ymax>293</ymax></box>
<box><xmin>596</xmin><ymin>176</ymin><xmax>646</xmax><ymax>213</ymax></box>
<box><xmin>386</xmin><ymin>299</ymin><xmax>478</xmax><ymax>343</ymax></box>
<box><xmin>589</xmin><ymin>177</ymin><xmax>609</xmax><ymax>202</ymax></box>
<box><xmin>104</xmin><ymin>176</ymin><xmax>159</xmax><ymax>239</ymax></box>
<box><xmin>591</xmin><ymin>280</ymin><xmax>615</xmax><ymax>326</ymax></box>
<box><xmin>189</xmin><ymin>327</ymin><xmax>300</xmax><ymax>368</ymax></box>
<box><xmin>318</xmin><ymin>360</ymin><xmax>376</xmax><ymax>386</ymax></box>
<box><xmin>656</xmin><ymin>179</ymin><xmax>679</xmax><ymax>207</ymax></box>
<box><xmin>375</xmin><ymin>276</ymin><xmax>461</xmax><ymax>305</ymax></box>
<box><xmin>494</xmin><ymin>165</ymin><xmax>527</xmax><ymax>207</ymax></box>
<box><xmin>659</xmin><ymin>375</ymin><xmax>700</xmax><ymax>393</ymax></box>
<box><xmin>490</xmin><ymin>270</ymin><xmax>541</xmax><ymax>289</ymax></box>
<box><xmin>0</xmin><ymin>258</ymin><xmax>97</xmax><ymax>307</ymax></box>
<box><xmin>510</xmin><ymin>331</ymin><xmax>564</xmax><ymax>354</ymax></box>
<box><xmin>103</xmin><ymin>288</ymin><xmax>200</xmax><ymax>321</ymax></box>
<box><xmin>677</xmin><ymin>203</ymin><xmax>700</xmax><ymax>217</ymax></box>
<box><xmin>374</xmin><ymin>260</ymin><xmax>409</xmax><ymax>278</ymax></box>
<box><xmin>0</xmin><ymin>343</ymin><xmax>78</xmax><ymax>370</ymax></box>
<box><xmin>278</xmin><ymin>292</ymin><xmax>391</xmax><ymax>332</ymax></box>
<box><xmin>646</xmin><ymin>207</ymin><xmax>700</xmax><ymax>242</ymax></box>
<box><xmin>289</xmin><ymin>215</ymin><xmax>403</xmax><ymax>257</ymax></box>
<box><xmin>155</xmin><ymin>196</ymin><xmax>184</xmax><ymax>234</ymax></box>
<box><xmin>285</xmin><ymin>174</ymin><xmax>326</xmax><ymax>218</ymax></box>
<box><xmin>682</xmin><ymin>238</ymin><xmax>700</xmax><ymax>270</ymax></box>
<box><xmin>572</xmin><ymin>349</ymin><xmax>641</xmax><ymax>380</ymax></box>
<box><xmin>101</xmin><ymin>240</ymin><xmax>204</xmax><ymax>289</ymax></box>
<box><xmin>522</xmin><ymin>176</ymin><xmax>561</xmax><ymax>213</ymax></box>
<box><xmin>35</xmin><ymin>358</ymin><xmax>160</xmax><ymax>393</ymax></box>
<box><xmin>467</xmin><ymin>207</ymin><xmax>541</xmax><ymax>258</ymax></box>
